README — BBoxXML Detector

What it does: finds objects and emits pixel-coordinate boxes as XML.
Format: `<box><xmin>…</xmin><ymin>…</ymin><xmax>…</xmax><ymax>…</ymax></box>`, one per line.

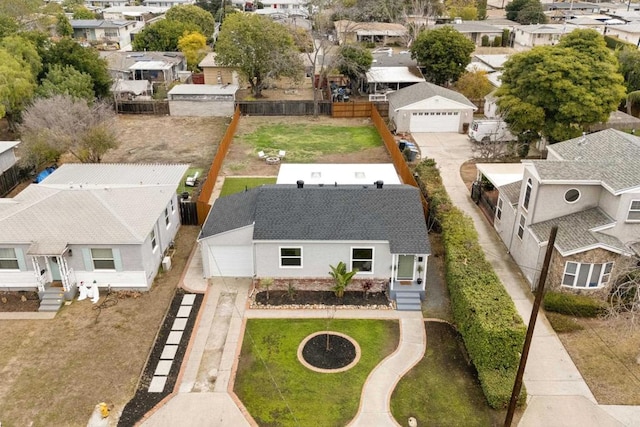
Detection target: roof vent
<box><xmin>375</xmin><ymin>180</ymin><xmax>384</xmax><ymax>189</ymax></box>
<box><xmin>297</xmin><ymin>180</ymin><xmax>304</xmax><ymax>189</ymax></box>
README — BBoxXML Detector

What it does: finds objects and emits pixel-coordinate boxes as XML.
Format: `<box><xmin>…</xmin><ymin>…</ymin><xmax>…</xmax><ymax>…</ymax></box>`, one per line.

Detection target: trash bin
<box><xmin>398</xmin><ymin>140</ymin><xmax>407</xmax><ymax>151</ymax></box>
<box><xmin>404</xmin><ymin>147</ymin><xmax>419</xmax><ymax>162</ymax></box>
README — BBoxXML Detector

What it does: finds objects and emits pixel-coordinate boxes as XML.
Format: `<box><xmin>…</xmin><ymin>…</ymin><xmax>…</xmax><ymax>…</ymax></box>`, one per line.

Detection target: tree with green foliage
<box><xmin>0</xmin><ymin>35</ymin><xmax>42</xmax><ymax>79</ymax></box>
<box><xmin>41</xmin><ymin>38</ymin><xmax>111</xmax><ymax>99</ymax></box>
<box><xmin>215</xmin><ymin>13</ymin><xmax>303</xmax><ymax>97</ymax></box>
<box><xmin>37</xmin><ymin>64</ymin><xmax>94</xmax><ymax>101</ymax></box>
<box><xmin>455</xmin><ymin>69</ymin><xmax>493</xmax><ymax>100</ymax></box>
<box><xmin>178</xmin><ymin>31</ymin><xmax>208</xmax><ymax>72</ymax></box>
<box><xmin>0</xmin><ymin>0</ymin><xmax>41</xmax><ymax>20</ymax></box>
<box><xmin>166</xmin><ymin>4</ymin><xmax>215</xmax><ymax>36</ymax></box>
<box><xmin>56</xmin><ymin>13</ymin><xmax>73</xmax><ymax>37</ymax></box>
<box><xmin>496</xmin><ymin>29</ymin><xmax>626</xmax><ymax>143</ymax></box>
<box><xmin>0</xmin><ymin>49</ymin><xmax>37</xmax><ymax>121</ymax></box>
<box><xmin>19</xmin><ymin>95</ymin><xmax>119</xmax><ymax>167</ymax></box>
<box><xmin>617</xmin><ymin>47</ymin><xmax>640</xmax><ymax>114</ymax></box>
<box><xmin>336</xmin><ymin>44</ymin><xmax>373</xmax><ymax>94</ymax></box>
<box><xmin>329</xmin><ymin>261</ymin><xmax>357</xmax><ymax>298</ymax></box>
<box><xmin>72</xmin><ymin>6</ymin><xmax>97</xmax><ymax>19</ymax></box>
<box><xmin>411</xmin><ymin>26</ymin><xmax>475</xmax><ymax>86</ymax></box>
<box><xmin>132</xmin><ymin>19</ymin><xmax>200</xmax><ymax>52</ymax></box>
<box><xmin>0</xmin><ymin>15</ymin><xmax>19</xmax><ymax>39</ymax></box>
<box><xmin>506</xmin><ymin>0</ymin><xmax>547</xmax><ymax>24</ymax></box>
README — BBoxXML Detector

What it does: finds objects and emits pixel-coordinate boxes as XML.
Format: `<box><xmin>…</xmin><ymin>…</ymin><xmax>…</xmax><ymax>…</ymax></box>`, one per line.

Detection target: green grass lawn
<box><xmin>238</xmin><ymin>123</ymin><xmax>383</xmax><ymax>162</ymax></box>
<box><xmin>391</xmin><ymin>321</ymin><xmax>504</xmax><ymax>426</ymax></box>
<box><xmin>219</xmin><ymin>177</ymin><xmax>277</xmax><ymax>197</ymax></box>
<box><xmin>176</xmin><ymin>167</ymin><xmax>204</xmax><ymax>196</ymax></box>
<box><xmin>235</xmin><ymin>319</ymin><xmax>399</xmax><ymax>426</ymax></box>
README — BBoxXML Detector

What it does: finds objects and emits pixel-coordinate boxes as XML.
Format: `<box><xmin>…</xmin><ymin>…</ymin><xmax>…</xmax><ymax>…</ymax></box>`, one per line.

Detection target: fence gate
<box><xmin>179</xmin><ymin>201</ymin><xmax>198</xmax><ymax>225</ymax></box>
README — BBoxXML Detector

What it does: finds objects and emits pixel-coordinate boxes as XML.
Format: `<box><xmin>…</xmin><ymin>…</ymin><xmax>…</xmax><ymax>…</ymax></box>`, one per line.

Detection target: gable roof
<box><xmin>0</xmin><ymin>141</ymin><xmax>20</xmax><ymax>155</ymax></box>
<box><xmin>536</xmin><ymin>129</ymin><xmax>640</xmax><ymax>194</ymax></box>
<box><xmin>498</xmin><ymin>180</ymin><xmax>522</xmax><ymax>205</ymax></box>
<box><xmin>365</xmin><ymin>67</ymin><xmax>424</xmax><ymax>84</ymax></box>
<box><xmin>387</xmin><ymin>82</ymin><xmax>477</xmax><ymax>110</ymax></box>
<box><xmin>201</xmin><ymin>184</ymin><xmax>430</xmax><ymax>254</ymax></box>
<box><xmin>529</xmin><ymin>207</ymin><xmax>627</xmax><ymax>255</ymax></box>
<box><xmin>435</xmin><ymin>21</ymin><xmax>503</xmax><ymax>34</ymax></box>
<box><xmin>0</xmin><ymin>164</ymin><xmax>188</xmax><ymax>251</ymax></box>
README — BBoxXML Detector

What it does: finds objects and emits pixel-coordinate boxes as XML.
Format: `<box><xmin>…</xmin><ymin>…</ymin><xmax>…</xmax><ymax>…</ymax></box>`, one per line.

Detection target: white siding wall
<box><xmin>169</xmin><ymin>100</ymin><xmax>235</xmax><ymax>117</ymax></box>
<box><xmin>494</xmin><ymin>197</ymin><xmax>516</xmax><ymax>250</ymax></box>
<box><xmin>0</xmin><ymin>149</ymin><xmax>17</xmax><ymax>172</ymax></box>
<box><xmin>254</xmin><ymin>241</ymin><xmax>392</xmax><ymax>279</ymax></box>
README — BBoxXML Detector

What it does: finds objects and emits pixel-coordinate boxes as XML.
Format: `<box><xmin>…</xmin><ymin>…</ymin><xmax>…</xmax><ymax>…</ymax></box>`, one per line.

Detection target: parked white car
<box><xmin>469</xmin><ymin>119</ymin><xmax>515</xmax><ymax>143</ymax></box>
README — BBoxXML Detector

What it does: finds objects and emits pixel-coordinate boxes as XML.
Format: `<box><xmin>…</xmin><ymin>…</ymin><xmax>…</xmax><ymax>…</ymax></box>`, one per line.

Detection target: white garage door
<box><xmin>409</xmin><ymin>111</ymin><xmax>460</xmax><ymax>132</ymax></box>
<box><xmin>207</xmin><ymin>245</ymin><xmax>253</xmax><ymax>277</ymax></box>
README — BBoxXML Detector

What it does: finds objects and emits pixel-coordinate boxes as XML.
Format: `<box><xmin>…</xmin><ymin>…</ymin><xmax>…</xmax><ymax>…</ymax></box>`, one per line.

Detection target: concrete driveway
<box><xmin>411</xmin><ymin>132</ymin><xmax>631</xmax><ymax>427</ymax></box>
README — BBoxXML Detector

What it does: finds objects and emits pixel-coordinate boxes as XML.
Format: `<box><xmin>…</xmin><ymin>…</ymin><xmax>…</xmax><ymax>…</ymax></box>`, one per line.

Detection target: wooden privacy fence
<box><xmin>0</xmin><ymin>165</ymin><xmax>20</xmax><ymax>197</ymax></box>
<box><xmin>196</xmin><ymin>106</ymin><xmax>241</xmax><ymax>224</ymax></box>
<box><xmin>115</xmin><ymin>100</ymin><xmax>169</xmax><ymax>115</ymax></box>
<box><xmin>237</xmin><ymin>100</ymin><xmax>331</xmax><ymax>116</ymax></box>
<box><xmin>332</xmin><ymin>101</ymin><xmax>389</xmax><ymax>118</ymax></box>
<box><xmin>179</xmin><ymin>200</ymin><xmax>199</xmax><ymax>225</ymax></box>
<box><xmin>370</xmin><ymin>106</ymin><xmax>429</xmax><ymax>217</ymax></box>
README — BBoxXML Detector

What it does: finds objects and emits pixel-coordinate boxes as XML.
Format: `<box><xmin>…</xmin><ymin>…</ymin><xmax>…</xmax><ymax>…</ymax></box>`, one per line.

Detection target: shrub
<box><xmin>543</xmin><ymin>291</ymin><xmax>605</xmax><ymax>318</ymax></box>
<box><xmin>414</xmin><ymin>159</ymin><xmax>527</xmax><ymax>408</ymax></box>
<box><xmin>492</xmin><ymin>36</ymin><xmax>502</xmax><ymax>47</ymax></box>
<box><xmin>502</xmin><ymin>29</ymin><xmax>510</xmax><ymax>47</ymax></box>
<box><xmin>481</xmin><ymin>35</ymin><xmax>490</xmax><ymax>47</ymax></box>
<box><xmin>604</xmin><ymin>35</ymin><xmax>635</xmax><ymax>50</ymax></box>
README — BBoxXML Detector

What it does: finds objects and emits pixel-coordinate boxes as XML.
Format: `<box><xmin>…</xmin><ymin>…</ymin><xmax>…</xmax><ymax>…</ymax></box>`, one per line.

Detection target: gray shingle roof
<box><xmin>387</xmin><ymin>82</ymin><xmax>477</xmax><ymax>110</ymax></box>
<box><xmin>200</xmin><ymin>184</ymin><xmax>431</xmax><ymax>254</ymax></box>
<box><xmin>435</xmin><ymin>21</ymin><xmax>503</xmax><ymax>34</ymax></box>
<box><xmin>532</xmin><ymin>129</ymin><xmax>640</xmax><ymax>193</ymax></box>
<box><xmin>529</xmin><ymin>207</ymin><xmax>624</xmax><ymax>254</ymax></box>
<box><xmin>498</xmin><ymin>180</ymin><xmax>522</xmax><ymax>205</ymax></box>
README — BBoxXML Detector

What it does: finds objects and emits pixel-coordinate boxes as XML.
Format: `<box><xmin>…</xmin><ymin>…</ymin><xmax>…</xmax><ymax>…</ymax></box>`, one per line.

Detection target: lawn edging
<box><xmin>414</xmin><ymin>158</ymin><xmax>527</xmax><ymax>408</ymax></box>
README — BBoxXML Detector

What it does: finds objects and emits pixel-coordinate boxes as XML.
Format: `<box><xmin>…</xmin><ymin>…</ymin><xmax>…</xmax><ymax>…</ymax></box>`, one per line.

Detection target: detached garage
<box><xmin>388</xmin><ymin>82</ymin><xmax>477</xmax><ymax>133</ymax></box>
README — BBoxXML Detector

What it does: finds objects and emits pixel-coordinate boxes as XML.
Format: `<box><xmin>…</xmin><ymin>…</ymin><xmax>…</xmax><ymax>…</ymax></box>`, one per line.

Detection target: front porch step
<box><xmin>395</xmin><ymin>291</ymin><xmax>422</xmax><ymax>311</ymax></box>
<box><xmin>38</xmin><ymin>288</ymin><xmax>65</xmax><ymax>313</ymax></box>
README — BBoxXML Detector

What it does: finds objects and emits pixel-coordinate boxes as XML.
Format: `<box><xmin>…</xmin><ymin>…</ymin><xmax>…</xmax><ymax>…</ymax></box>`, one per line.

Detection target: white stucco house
<box><xmin>388</xmin><ymin>82</ymin><xmax>477</xmax><ymax>133</ymax></box>
<box><xmin>512</xmin><ymin>24</ymin><xmax>581</xmax><ymax>48</ymax></box>
<box><xmin>198</xmin><ymin>181</ymin><xmax>430</xmax><ymax>309</ymax></box>
<box><xmin>490</xmin><ymin>129</ymin><xmax>640</xmax><ymax>296</ymax></box>
<box><xmin>0</xmin><ymin>164</ymin><xmax>188</xmax><ymax>302</ymax></box>
<box><xmin>70</xmin><ymin>19</ymin><xmax>143</xmax><ymax>50</ymax></box>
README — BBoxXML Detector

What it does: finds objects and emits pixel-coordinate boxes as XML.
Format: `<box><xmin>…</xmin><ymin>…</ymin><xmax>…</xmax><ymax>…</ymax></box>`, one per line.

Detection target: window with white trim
<box><xmin>280</xmin><ymin>247</ymin><xmax>302</xmax><ymax>267</ymax></box>
<box><xmin>0</xmin><ymin>248</ymin><xmax>19</xmax><ymax>270</ymax></box>
<box><xmin>170</xmin><ymin>198</ymin><xmax>175</xmax><ymax>213</ymax></box>
<box><xmin>562</xmin><ymin>261</ymin><xmax>614</xmax><ymax>288</ymax></box>
<box><xmin>496</xmin><ymin>198</ymin><xmax>503</xmax><ymax>221</ymax></box>
<box><xmin>91</xmin><ymin>248</ymin><xmax>115</xmax><ymax>270</ymax></box>
<box><xmin>150</xmin><ymin>228</ymin><xmax>157</xmax><ymax>251</ymax></box>
<box><xmin>517</xmin><ymin>214</ymin><xmax>525</xmax><ymax>239</ymax></box>
<box><xmin>352</xmin><ymin>248</ymin><xmax>373</xmax><ymax>273</ymax></box>
<box><xmin>628</xmin><ymin>200</ymin><xmax>640</xmax><ymax>221</ymax></box>
<box><xmin>165</xmin><ymin>207</ymin><xmax>170</xmax><ymax>227</ymax></box>
<box><xmin>523</xmin><ymin>178</ymin><xmax>532</xmax><ymax>210</ymax></box>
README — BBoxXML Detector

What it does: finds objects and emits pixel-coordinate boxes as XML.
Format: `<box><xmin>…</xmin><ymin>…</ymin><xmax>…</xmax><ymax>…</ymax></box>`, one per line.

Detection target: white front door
<box><xmin>396</xmin><ymin>255</ymin><xmax>415</xmax><ymax>281</ymax></box>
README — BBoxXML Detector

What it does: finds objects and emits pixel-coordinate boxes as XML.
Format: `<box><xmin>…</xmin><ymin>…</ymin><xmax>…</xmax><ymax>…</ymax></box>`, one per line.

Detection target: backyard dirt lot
<box><xmin>104</xmin><ymin>115</ymin><xmax>228</xmax><ymax>168</ymax></box>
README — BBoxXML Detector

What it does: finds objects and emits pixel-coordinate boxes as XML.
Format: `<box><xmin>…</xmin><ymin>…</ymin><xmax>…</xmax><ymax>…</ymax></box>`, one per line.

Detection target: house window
<box><xmin>170</xmin><ymin>198</ymin><xmax>175</xmax><ymax>213</ymax></box>
<box><xmin>562</xmin><ymin>261</ymin><xmax>614</xmax><ymax>288</ymax></box>
<box><xmin>517</xmin><ymin>214</ymin><xmax>525</xmax><ymax>239</ymax></box>
<box><xmin>0</xmin><ymin>248</ymin><xmax>19</xmax><ymax>270</ymax></box>
<box><xmin>496</xmin><ymin>198</ymin><xmax>503</xmax><ymax>221</ymax></box>
<box><xmin>280</xmin><ymin>247</ymin><xmax>302</xmax><ymax>267</ymax></box>
<box><xmin>150</xmin><ymin>228</ymin><xmax>157</xmax><ymax>251</ymax></box>
<box><xmin>565</xmin><ymin>189</ymin><xmax>580</xmax><ymax>203</ymax></box>
<box><xmin>352</xmin><ymin>248</ymin><xmax>373</xmax><ymax>273</ymax></box>
<box><xmin>523</xmin><ymin>178</ymin><xmax>532</xmax><ymax>210</ymax></box>
<box><xmin>628</xmin><ymin>200</ymin><xmax>640</xmax><ymax>221</ymax></box>
<box><xmin>91</xmin><ymin>248</ymin><xmax>115</xmax><ymax>270</ymax></box>
<box><xmin>165</xmin><ymin>207</ymin><xmax>170</xmax><ymax>227</ymax></box>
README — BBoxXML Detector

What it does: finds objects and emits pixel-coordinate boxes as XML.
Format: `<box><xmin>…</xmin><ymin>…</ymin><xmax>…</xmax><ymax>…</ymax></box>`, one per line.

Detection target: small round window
<box><xmin>564</xmin><ymin>189</ymin><xmax>580</xmax><ymax>203</ymax></box>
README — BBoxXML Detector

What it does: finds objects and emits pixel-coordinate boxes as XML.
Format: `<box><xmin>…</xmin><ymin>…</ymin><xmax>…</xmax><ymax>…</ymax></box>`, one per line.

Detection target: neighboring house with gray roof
<box><xmin>388</xmin><ymin>82</ymin><xmax>477</xmax><ymax>133</ymax></box>
<box><xmin>0</xmin><ymin>163</ymin><xmax>188</xmax><ymax>302</ymax></box>
<box><xmin>434</xmin><ymin>21</ymin><xmax>504</xmax><ymax>46</ymax></box>
<box><xmin>491</xmin><ymin>129</ymin><xmax>640</xmax><ymax>296</ymax></box>
<box><xmin>70</xmin><ymin>19</ymin><xmax>143</xmax><ymax>50</ymax></box>
<box><xmin>198</xmin><ymin>182</ymin><xmax>431</xmax><ymax>306</ymax></box>
<box><xmin>512</xmin><ymin>24</ymin><xmax>582</xmax><ymax>48</ymax></box>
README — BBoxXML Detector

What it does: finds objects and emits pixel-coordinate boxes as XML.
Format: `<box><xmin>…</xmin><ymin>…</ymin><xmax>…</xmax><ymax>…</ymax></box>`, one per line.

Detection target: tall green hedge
<box><xmin>415</xmin><ymin>159</ymin><xmax>527</xmax><ymax>408</ymax></box>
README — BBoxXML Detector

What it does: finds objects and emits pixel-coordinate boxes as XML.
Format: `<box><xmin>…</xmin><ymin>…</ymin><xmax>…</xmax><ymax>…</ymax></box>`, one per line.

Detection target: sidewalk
<box><xmin>412</xmin><ymin>132</ymin><xmax>633</xmax><ymax>427</ymax></box>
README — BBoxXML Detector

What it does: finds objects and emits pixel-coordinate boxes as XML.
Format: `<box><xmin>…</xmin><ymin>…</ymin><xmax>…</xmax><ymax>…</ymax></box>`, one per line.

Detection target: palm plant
<box><xmin>329</xmin><ymin>262</ymin><xmax>357</xmax><ymax>298</ymax></box>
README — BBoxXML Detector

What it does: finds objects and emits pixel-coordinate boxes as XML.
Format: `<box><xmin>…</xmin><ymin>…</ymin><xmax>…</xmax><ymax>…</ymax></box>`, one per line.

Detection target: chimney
<box><xmin>296</xmin><ymin>180</ymin><xmax>304</xmax><ymax>188</ymax></box>
<box><xmin>375</xmin><ymin>180</ymin><xmax>384</xmax><ymax>189</ymax></box>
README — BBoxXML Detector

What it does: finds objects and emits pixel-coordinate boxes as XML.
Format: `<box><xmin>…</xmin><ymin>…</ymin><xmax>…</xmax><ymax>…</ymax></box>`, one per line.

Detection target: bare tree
<box><xmin>606</xmin><ymin>250</ymin><xmax>640</xmax><ymax>325</ymax></box>
<box><xmin>19</xmin><ymin>95</ymin><xmax>119</xmax><ymax>170</ymax></box>
<box><xmin>400</xmin><ymin>0</ymin><xmax>442</xmax><ymax>47</ymax></box>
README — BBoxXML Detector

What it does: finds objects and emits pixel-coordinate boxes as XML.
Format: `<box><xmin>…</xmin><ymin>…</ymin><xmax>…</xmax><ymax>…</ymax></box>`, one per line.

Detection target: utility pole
<box><xmin>504</xmin><ymin>225</ymin><xmax>558</xmax><ymax>427</ymax></box>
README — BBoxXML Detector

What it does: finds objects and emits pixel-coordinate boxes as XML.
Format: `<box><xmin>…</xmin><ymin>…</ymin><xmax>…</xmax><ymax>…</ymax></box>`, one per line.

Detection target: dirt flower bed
<box><xmin>0</xmin><ymin>291</ymin><xmax>40</xmax><ymax>312</ymax></box>
<box><xmin>251</xmin><ymin>278</ymin><xmax>392</xmax><ymax>309</ymax></box>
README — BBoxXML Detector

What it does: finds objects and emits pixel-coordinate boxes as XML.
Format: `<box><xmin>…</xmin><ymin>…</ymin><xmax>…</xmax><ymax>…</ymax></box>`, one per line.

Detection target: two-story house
<box><xmin>493</xmin><ymin>129</ymin><xmax>640</xmax><ymax>296</ymax></box>
<box><xmin>70</xmin><ymin>19</ymin><xmax>143</xmax><ymax>50</ymax></box>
